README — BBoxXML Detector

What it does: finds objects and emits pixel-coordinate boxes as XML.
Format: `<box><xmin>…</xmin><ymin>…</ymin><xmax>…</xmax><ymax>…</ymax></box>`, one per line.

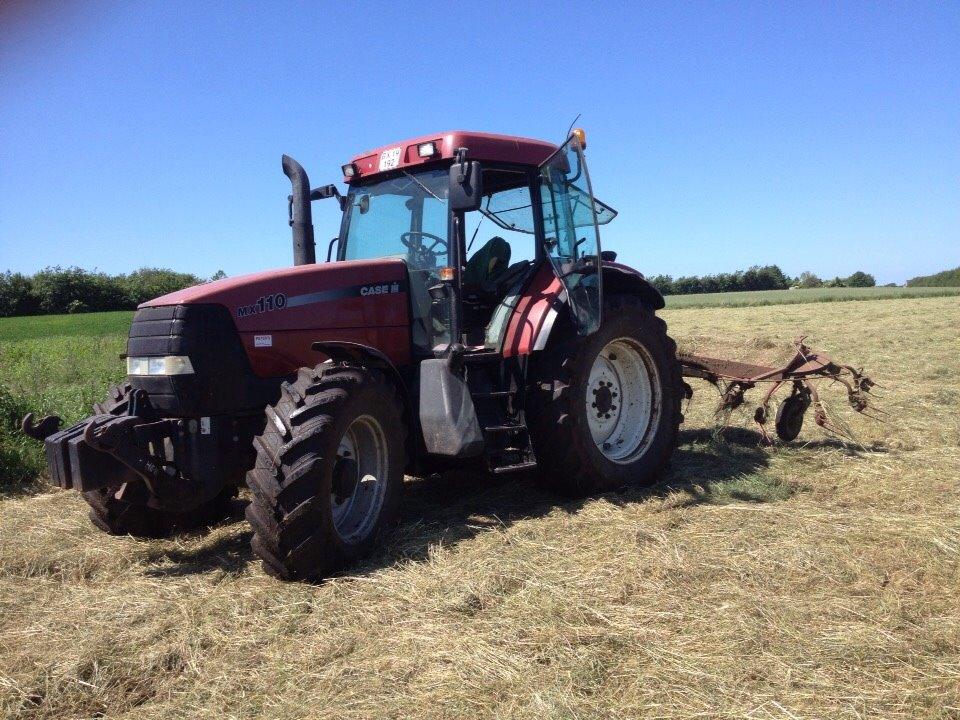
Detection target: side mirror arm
<box><xmin>310</xmin><ymin>184</ymin><xmax>348</xmax><ymax>211</ymax></box>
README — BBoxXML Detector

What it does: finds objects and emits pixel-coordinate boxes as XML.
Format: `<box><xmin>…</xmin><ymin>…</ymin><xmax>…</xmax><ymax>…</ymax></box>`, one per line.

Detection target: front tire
<box><xmin>83</xmin><ymin>383</ymin><xmax>238</xmax><ymax>538</ymax></box>
<box><xmin>245</xmin><ymin>364</ymin><xmax>406</xmax><ymax>582</ymax></box>
<box><xmin>527</xmin><ymin>294</ymin><xmax>683</xmax><ymax>496</ymax></box>
<box><xmin>85</xmin><ymin>484</ymin><xmax>237</xmax><ymax>538</ymax></box>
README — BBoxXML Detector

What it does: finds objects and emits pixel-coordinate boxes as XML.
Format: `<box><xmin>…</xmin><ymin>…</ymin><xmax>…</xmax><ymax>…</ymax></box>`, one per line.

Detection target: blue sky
<box><xmin>1</xmin><ymin>1</ymin><xmax>957</xmax><ymax>285</ymax></box>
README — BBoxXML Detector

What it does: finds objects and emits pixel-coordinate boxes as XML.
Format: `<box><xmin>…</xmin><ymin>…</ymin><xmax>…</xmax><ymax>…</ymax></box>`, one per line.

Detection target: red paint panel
<box><xmin>346</xmin><ymin>131</ymin><xmax>558</xmax><ymax>182</ymax></box>
<box><xmin>502</xmin><ymin>264</ymin><xmax>563</xmax><ymax>358</ymax></box>
<box><xmin>142</xmin><ymin>259</ymin><xmax>406</xmax><ymax>317</ymax></box>
<box><xmin>241</xmin><ymin>326</ymin><xmax>411</xmax><ymax>377</ymax></box>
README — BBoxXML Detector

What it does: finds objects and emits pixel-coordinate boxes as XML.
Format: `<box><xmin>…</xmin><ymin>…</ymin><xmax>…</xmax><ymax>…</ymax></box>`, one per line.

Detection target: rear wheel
<box><xmin>245</xmin><ymin>364</ymin><xmax>406</xmax><ymax>582</ymax></box>
<box><xmin>82</xmin><ymin>383</ymin><xmax>238</xmax><ymax>538</ymax></box>
<box><xmin>527</xmin><ymin>293</ymin><xmax>683</xmax><ymax>495</ymax></box>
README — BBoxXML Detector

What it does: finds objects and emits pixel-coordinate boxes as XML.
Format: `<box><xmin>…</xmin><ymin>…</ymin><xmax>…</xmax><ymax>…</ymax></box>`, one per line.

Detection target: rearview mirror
<box><xmin>449</xmin><ymin>161</ymin><xmax>483</xmax><ymax>212</ymax></box>
<box><xmin>310</xmin><ymin>184</ymin><xmax>347</xmax><ymax>210</ymax></box>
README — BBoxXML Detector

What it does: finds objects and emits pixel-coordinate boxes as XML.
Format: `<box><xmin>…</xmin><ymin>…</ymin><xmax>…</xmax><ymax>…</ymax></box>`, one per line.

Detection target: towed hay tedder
<box><xmin>680</xmin><ymin>337</ymin><xmax>878</xmax><ymax>443</ymax></box>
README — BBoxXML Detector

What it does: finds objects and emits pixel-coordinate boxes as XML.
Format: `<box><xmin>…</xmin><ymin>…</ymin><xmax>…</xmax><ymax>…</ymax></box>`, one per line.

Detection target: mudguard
<box><xmin>601</xmin><ymin>262</ymin><xmax>665</xmax><ymax>311</ymax></box>
<box><xmin>501</xmin><ymin>262</ymin><xmax>664</xmax><ymax>357</ymax></box>
<box><xmin>311</xmin><ymin>340</ymin><xmax>413</xmax><ymax>422</ymax></box>
<box><xmin>417</xmin><ymin>358</ymin><xmax>484</xmax><ymax>457</ymax></box>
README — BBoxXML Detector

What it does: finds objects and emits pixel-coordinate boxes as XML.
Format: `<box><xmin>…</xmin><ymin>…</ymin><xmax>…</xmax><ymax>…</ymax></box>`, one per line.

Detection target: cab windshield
<box><xmin>339</xmin><ymin>169</ymin><xmax>449</xmax><ymax>271</ymax></box>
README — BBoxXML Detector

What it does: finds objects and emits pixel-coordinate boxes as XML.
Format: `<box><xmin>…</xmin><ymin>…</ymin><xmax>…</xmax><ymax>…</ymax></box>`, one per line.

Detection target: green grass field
<box><xmin>1</xmin><ymin>291</ymin><xmax>959</xmax><ymax>718</ymax></box>
<box><xmin>0</xmin><ymin>312</ymin><xmax>130</xmax><ymax>487</ymax></box>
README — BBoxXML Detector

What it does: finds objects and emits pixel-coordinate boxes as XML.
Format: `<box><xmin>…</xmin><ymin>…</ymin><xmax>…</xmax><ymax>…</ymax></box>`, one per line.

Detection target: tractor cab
<box><xmin>326</xmin><ymin>130</ymin><xmax>617</xmax><ymax>358</ymax></box>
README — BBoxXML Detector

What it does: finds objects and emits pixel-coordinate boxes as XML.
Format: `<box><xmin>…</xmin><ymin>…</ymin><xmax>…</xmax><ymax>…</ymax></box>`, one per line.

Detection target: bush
<box><xmin>646</xmin><ymin>266</ymin><xmax>880</xmax><ymax>296</ymax></box>
<box><xmin>648</xmin><ymin>274</ymin><xmax>674</xmax><ymax>295</ymax></box>
<box><xmin>646</xmin><ymin>265</ymin><xmax>792</xmax><ymax>296</ymax></box>
<box><xmin>0</xmin><ymin>272</ymin><xmax>39</xmax><ymax>316</ymax></box>
<box><xmin>797</xmin><ymin>271</ymin><xmax>823</xmax><ymax>289</ymax></box>
<box><xmin>845</xmin><ymin>271</ymin><xmax>875</xmax><ymax>288</ymax></box>
<box><xmin>119</xmin><ymin>268</ymin><xmax>204</xmax><ymax>306</ymax></box>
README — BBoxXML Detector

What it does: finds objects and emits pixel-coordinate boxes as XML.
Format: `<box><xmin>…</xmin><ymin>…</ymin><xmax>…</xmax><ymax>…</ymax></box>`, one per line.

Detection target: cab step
<box><xmin>483</xmin><ymin>423</ymin><xmax>526</xmax><ymax>433</ymax></box>
<box><xmin>491</xmin><ymin>461</ymin><xmax>538</xmax><ymax>475</ymax></box>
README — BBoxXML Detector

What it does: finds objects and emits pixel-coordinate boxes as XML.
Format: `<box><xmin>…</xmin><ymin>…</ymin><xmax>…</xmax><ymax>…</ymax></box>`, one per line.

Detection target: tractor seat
<box><xmin>463</xmin><ymin>237</ymin><xmax>512</xmax><ymax>304</ymax></box>
<box><xmin>464</xmin><ymin>237</ymin><xmax>511</xmax><ymax>288</ymax></box>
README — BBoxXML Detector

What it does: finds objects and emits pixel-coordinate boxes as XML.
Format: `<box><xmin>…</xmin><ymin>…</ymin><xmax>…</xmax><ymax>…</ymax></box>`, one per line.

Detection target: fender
<box><xmin>310</xmin><ymin>340</ymin><xmax>414</xmax><ymax>429</ymax></box>
<box><xmin>501</xmin><ymin>261</ymin><xmax>664</xmax><ymax>357</ymax></box>
<box><xmin>601</xmin><ymin>261</ymin><xmax>665</xmax><ymax>310</ymax></box>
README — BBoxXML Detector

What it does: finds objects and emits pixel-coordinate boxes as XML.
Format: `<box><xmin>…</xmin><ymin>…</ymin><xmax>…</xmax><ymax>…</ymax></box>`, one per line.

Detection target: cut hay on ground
<box><xmin>1</xmin><ymin>296</ymin><xmax>958</xmax><ymax>719</ymax></box>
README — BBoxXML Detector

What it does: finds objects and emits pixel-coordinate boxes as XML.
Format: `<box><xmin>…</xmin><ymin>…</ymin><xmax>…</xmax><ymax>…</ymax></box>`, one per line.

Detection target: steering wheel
<box><xmin>400</xmin><ymin>231</ymin><xmax>448</xmax><ymax>255</ymax></box>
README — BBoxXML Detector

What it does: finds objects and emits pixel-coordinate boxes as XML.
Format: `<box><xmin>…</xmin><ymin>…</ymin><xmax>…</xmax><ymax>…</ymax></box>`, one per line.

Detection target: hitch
<box><xmin>82</xmin><ymin>415</ymin><xmax>182</xmax><ymax>493</ymax></box>
<box><xmin>21</xmin><ymin>413</ymin><xmax>62</xmax><ymax>441</ymax></box>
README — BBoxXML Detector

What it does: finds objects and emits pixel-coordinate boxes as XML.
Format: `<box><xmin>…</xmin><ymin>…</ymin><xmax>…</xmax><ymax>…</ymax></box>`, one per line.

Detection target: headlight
<box><xmin>126</xmin><ymin>355</ymin><xmax>195</xmax><ymax>376</ymax></box>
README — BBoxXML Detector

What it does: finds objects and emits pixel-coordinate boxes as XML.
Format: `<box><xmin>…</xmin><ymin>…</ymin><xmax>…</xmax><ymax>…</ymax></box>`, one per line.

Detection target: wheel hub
<box><xmin>331</xmin><ymin>415</ymin><xmax>389</xmax><ymax>544</ymax></box>
<box><xmin>592</xmin><ymin>381</ymin><xmax>618</xmax><ymax>418</ymax></box>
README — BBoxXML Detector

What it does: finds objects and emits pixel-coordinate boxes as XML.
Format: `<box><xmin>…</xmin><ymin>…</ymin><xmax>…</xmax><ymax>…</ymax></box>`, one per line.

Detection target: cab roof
<box><xmin>345</xmin><ymin>131</ymin><xmax>558</xmax><ymax>183</ymax></box>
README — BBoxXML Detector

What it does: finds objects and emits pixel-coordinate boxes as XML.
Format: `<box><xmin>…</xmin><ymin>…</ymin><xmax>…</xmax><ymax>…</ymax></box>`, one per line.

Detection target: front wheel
<box><xmin>83</xmin><ymin>383</ymin><xmax>238</xmax><ymax>538</ymax></box>
<box><xmin>527</xmin><ymin>294</ymin><xmax>683</xmax><ymax>495</ymax></box>
<box><xmin>245</xmin><ymin>364</ymin><xmax>406</xmax><ymax>582</ymax></box>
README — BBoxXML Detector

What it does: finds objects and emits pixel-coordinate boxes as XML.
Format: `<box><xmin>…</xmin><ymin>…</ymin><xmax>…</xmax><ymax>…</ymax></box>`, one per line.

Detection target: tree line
<box><xmin>906</xmin><ymin>266</ymin><xmax>960</xmax><ymax>288</ymax></box>
<box><xmin>0</xmin><ymin>263</ymin><xmax>887</xmax><ymax>317</ymax></box>
<box><xmin>0</xmin><ymin>267</ymin><xmax>225</xmax><ymax>317</ymax></box>
<box><xmin>647</xmin><ymin>265</ymin><xmax>877</xmax><ymax>296</ymax></box>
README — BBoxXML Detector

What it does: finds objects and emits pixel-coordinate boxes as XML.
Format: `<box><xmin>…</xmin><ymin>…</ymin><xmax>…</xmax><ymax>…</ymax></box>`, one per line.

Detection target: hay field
<box><xmin>664</xmin><ymin>285</ymin><xmax>960</xmax><ymax>309</ymax></box>
<box><xmin>1</xmin><ymin>296</ymin><xmax>958</xmax><ymax>719</ymax></box>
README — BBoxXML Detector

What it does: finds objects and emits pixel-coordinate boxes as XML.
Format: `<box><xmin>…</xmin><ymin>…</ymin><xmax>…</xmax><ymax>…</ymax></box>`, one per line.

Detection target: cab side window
<box><xmin>464</xmin><ymin>174</ymin><xmax>536</xmax><ymax>277</ymax></box>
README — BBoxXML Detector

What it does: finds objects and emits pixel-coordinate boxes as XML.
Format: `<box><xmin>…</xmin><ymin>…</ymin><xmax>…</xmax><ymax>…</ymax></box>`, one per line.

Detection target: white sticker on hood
<box><xmin>254</xmin><ymin>334</ymin><xmax>273</xmax><ymax>348</ymax></box>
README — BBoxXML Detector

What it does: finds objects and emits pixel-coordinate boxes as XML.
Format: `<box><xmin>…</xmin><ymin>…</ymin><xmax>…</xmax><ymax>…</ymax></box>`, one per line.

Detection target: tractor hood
<box><xmin>142</xmin><ymin>258</ymin><xmax>410</xmax><ymax>334</ymax></box>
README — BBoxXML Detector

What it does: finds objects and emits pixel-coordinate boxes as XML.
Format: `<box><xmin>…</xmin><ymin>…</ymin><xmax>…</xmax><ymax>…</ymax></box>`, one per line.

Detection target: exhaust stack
<box><xmin>282</xmin><ymin>154</ymin><xmax>316</xmax><ymax>265</ymax></box>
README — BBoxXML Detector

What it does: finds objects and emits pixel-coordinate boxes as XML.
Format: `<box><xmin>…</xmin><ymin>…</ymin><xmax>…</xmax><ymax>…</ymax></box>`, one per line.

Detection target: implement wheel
<box><xmin>527</xmin><ymin>293</ymin><xmax>684</xmax><ymax>496</ymax></box>
<box><xmin>775</xmin><ymin>388</ymin><xmax>811</xmax><ymax>442</ymax></box>
<box><xmin>245</xmin><ymin>364</ymin><xmax>406</xmax><ymax>582</ymax></box>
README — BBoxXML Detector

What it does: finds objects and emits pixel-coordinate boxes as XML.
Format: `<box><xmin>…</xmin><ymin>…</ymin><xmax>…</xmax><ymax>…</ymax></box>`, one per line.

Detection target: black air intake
<box><xmin>282</xmin><ymin>154</ymin><xmax>316</xmax><ymax>265</ymax></box>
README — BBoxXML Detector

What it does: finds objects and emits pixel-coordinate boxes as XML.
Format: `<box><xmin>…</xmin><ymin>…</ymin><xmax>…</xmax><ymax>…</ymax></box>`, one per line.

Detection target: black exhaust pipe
<box><xmin>282</xmin><ymin>154</ymin><xmax>316</xmax><ymax>265</ymax></box>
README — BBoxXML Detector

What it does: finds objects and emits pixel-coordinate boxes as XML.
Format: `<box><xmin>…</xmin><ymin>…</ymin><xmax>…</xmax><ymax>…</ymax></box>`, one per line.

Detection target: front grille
<box><xmin>127</xmin><ymin>304</ymin><xmax>280</xmax><ymax>416</ymax></box>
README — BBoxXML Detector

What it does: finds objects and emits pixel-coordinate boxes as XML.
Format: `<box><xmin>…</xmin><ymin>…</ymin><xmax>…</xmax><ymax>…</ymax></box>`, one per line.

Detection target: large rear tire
<box><xmin>82</xmin><ymin>383</ymin><xmax>238</xmax><ymax>538</ymax></box>
<box><xmin>245</xmin><ymin>364</ymin><xmax>406</xmax><ymax>582</ymax></box>
<box><xmin>527</xmin><ymin>293</ymin><xmax>683</xmax><ymax>496</ymax></box>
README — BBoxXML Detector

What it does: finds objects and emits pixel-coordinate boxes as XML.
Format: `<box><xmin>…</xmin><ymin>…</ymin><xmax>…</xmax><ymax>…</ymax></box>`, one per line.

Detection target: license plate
<box><xmin>378</xmin><ymin>146</ymin><xmax>402</xmax><ymax>171</ymax></box>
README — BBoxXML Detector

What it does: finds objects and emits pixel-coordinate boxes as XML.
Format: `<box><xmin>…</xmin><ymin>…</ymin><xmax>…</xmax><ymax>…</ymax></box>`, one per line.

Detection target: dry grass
<box><xmin>1</xmin><ymin>296</ymin><xmax>959</xmax><ymax>719</ymax></box>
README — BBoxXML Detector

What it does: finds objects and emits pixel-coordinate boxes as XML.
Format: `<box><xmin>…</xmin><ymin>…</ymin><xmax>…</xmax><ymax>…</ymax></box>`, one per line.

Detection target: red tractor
<box><xmin>26</xmin><ymin>129</ymin><xmax>874</xmax><ymax>581</ymax></box>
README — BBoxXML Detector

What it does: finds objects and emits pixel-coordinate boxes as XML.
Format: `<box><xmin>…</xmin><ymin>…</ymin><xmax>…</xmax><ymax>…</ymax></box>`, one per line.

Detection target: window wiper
<box><xmin>401</xmin><ymin>170</ymin><xmax>442</xmax><ymax>202</ymax></box>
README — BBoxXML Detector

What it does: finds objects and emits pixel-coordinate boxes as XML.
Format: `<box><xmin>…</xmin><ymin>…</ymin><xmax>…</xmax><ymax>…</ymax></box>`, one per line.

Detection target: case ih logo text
<box><xmin>237</xmin><ymin>293</ymin><xmax>287</xmax><ymax>318</ymax></box>
<box><xmin>360</xmin><ymin>282</ymin><xmax>400</xmax><ymax>296</ymax></box>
